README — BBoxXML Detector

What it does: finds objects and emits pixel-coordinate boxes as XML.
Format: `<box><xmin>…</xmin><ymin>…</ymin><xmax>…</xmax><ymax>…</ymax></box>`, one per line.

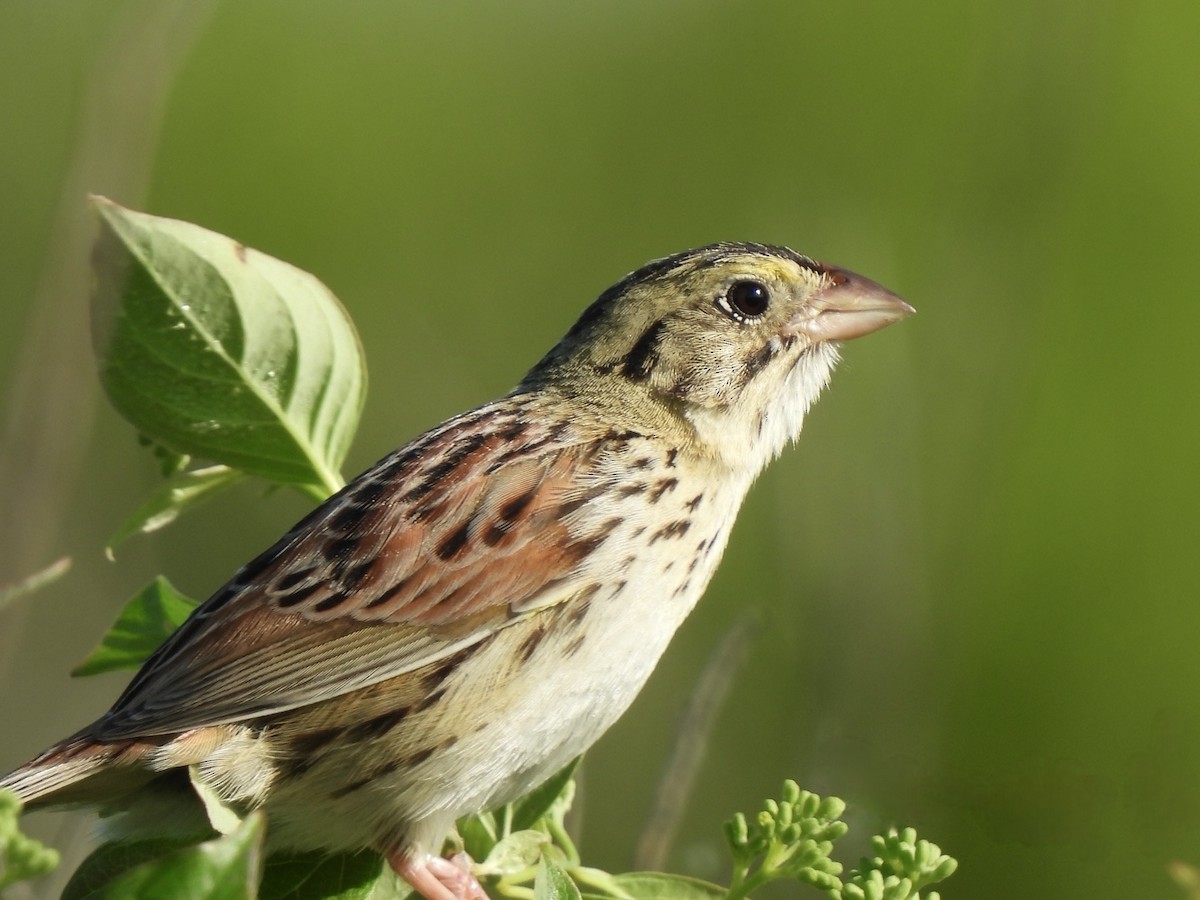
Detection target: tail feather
<box><xmin>1</xmin><ymin>738</ymin><xmax>155</xmax><ymax>809</ymax></box>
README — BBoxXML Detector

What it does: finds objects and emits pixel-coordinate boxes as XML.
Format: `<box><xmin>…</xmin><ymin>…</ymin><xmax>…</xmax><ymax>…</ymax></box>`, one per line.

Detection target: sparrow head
<box><xmin>524</xmin><ymin>242</ymin><xmax>913</xmax><ymax>471</ymax></box>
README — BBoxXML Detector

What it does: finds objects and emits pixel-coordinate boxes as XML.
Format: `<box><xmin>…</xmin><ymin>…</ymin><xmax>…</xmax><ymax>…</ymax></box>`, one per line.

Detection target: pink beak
<box><xmin>789</xmin><ymin>265</ymin><xmax>914</xmax><ymax>342</ymax></box>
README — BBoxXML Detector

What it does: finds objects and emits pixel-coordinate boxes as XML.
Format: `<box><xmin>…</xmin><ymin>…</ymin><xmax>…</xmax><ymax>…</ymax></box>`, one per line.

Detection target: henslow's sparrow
<box><xmin>2</xmin><ymin>243</ymin><xmax>912</xmax><ymax>899</ymax></box>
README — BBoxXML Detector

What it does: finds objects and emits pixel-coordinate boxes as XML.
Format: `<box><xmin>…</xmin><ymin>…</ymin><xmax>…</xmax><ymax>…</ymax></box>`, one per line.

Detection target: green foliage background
<box><xmin>1</xmin><ymin>1</ymin><xmax>1197</xmax><ymax>898</ymax></box>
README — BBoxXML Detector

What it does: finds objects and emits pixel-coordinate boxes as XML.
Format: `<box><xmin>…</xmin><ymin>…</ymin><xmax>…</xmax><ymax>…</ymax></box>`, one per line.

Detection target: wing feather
<box><xmin>94</xmin><ymin>400</ymin><xmax>611</xmax><ymax>739</ymax></box>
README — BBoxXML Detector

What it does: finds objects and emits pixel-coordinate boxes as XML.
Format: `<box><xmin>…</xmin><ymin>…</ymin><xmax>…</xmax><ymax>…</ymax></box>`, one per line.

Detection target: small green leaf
<box><xmin>478</xmin><ymin>830</ymin><xmax>550</xmax><ymax>877</ymax></box>
<box><xmin>90</xmin><ymin>196</ymin><xmax>366</xmax><ymax>496</ymax></box>
<box><xmin>458</xmin><ymin>812</ymin><xmax>500</xmax><ymax>864</ymax></box>
<box><xmin>61</xmin><ymin>813</ymin><xmax>263</xmax><ymax>900</ymax></box>
<box><xmin>72</xmin><ymin>577</ymin><xmax>198</xmax><ymax>676</ymax></box>
<box><xmin>0</xmin><ymin>557</ymin><xmax>71</xmax><ymax>612</ymax></box>
<box><xmin>259</xmin><ymin>848</ymin><xmax>385</xmax><ymax>900</ymax></box>
<box><xmin>190</xmin><ymin>767</ymin><xmax>245</xmax><ymax>837</ymax></box>
<box><xmin>579</xmin><ymin>872</ymin><xmax>725</xmax><ymax>900</ymax></box>
<box><xmin>534</xmin><ymin>855</ymin><xmax>582</xmax><ymax>900</ymax></box>
<box><xmin>0</xmin><ymin>788</ymin><xmax>61</xmax><ymax>890</ymax></box>
<box><xmin>511</xmin><ymin>759</ymin><xmax>580</xmax><ymax>832</ymax></box>
<box><xmin>108</xmin><ymin>464</ymin><xmax>246</xmax><ymax>555</ymax></box>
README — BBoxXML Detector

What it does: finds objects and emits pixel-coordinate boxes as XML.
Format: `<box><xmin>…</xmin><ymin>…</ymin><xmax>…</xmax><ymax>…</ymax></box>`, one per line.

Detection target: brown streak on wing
<box><xmin>93</xmin><ymin>403</ymin><xmax>610</xmax><ymax>740</ymax></box>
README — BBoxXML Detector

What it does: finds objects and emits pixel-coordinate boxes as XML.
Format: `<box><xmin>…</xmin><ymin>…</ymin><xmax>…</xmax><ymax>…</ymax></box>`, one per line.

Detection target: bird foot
<box><xmin>390</xmin><ymin>850</ymin><xmax>487</xmax><ymax>900</ymax></box>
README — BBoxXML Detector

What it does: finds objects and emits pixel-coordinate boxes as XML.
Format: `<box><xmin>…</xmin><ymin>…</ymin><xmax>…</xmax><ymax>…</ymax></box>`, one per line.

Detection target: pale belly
<box><xmin>259</xmin><ymin>476</ymin><xmax>741</xmax><ymax>858</ymax></box>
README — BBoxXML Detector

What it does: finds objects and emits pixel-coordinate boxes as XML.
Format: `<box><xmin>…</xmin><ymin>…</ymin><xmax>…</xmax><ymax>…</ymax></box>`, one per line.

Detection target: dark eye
<box><xmin>721</xmin><ymin>280</ymin><xmax>771</xmax><ymax>322</ymax></box>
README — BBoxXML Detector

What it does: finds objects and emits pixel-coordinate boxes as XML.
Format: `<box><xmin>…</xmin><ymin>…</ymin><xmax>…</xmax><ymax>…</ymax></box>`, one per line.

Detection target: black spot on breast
<box><xmin>412</xmin><ymin>685</ymin><xmax>447</xmax><ymax>715</ymax></box>
<box><xmin>517</xmin><ymin>624</ymin><xmax>548</xmax><ymax>662</ymax></box>
<box><xmin>649</xmin><ymin>478</ymin><xmax>678</xmax><ymax>502</ymax></box>
<box><xmin>621</xmin><ymin>318</ymin><xmax>668</xmax><ymax>381</ymax></box>
<box><xmin>567</xmin><ymin>586</ymin><xmax>599</xmax><ymax>626</ymax></box>
<box><xmin>685</xmin><ymin>493</ymin><xmax>704</xmax><ymax>512</ymax></box>
<box><xmin>649</xmin><ymin>519</ymin><xmax>691</xmax><ymax>544</ymax></box>
<box><xmin>562</xmin><ymin>634</ymin><xmax>587</xmax><ymax>658</ymax></box>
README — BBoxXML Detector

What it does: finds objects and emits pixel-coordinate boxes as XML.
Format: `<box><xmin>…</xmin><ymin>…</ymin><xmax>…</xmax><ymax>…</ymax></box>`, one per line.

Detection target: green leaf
<box><xmin>90</xmin><ymin>196</ymin><xmax>366</xmax><ymax>496</ymax></box>
<box><xmin>62</xmin><ymin>837</ymin><xmax>208</xmax><ymax>900</ymax></box>
<box><xmin>477</xmin><ymin>830</ymin><xmax>550</xmax><ymax>878</ymax></box>
<box><xmin>579</xmin><ymin>872</ymin><xmax>725</xmax><ymax>900</ymax></box>
<box><xmin>190</xmin><ymin>767</ymin><xmax>246</xmax><ymax>837</ymax></box>
<box><xmin>0</xmin><ymin>788</ymin><xmax>61</xmax><ymax>890</ymax></box>
<box><xmin>458</xmin><ymin>812</ymin><xmax>500</xmax><ymax>864</ymax></box>
<box><xmin>511</xmin><ymin>759</ymin><xmax>580</xmax><ymax>832</ymax></box>
<box><xmin>72</xmin><ymin>576</ymin><xmax>198</xmax><ymax>676</ymax></box>
<box><xmin>61</xmin><ymin>813</ymin><xmax>264</xmax><ymax>900</ymax></box>
<box><xmin>108</xmin><ymin>464</ymin><xmax>246</xmax><ymax>555</ymax></box>
<box><xmin>259</xmin><ymin>848</ymin><xmax>385</xmax><ymax>900</ymax></box>
<box><xmin>0</xmin><ymin>557</ymin><xmax>71</xmax><ymax>612</ymax></box>
<box><xmin>535</xmin><ymin>855</ymin><xmax>582</xmax><ymax>900</ymax></box>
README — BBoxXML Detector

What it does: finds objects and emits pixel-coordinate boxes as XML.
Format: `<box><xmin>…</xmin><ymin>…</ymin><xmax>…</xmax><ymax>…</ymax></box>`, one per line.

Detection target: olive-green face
<box><xmin>541</xmin><ymin>242</ymin><xmax>833</xmax><ymax>409</ymax></box>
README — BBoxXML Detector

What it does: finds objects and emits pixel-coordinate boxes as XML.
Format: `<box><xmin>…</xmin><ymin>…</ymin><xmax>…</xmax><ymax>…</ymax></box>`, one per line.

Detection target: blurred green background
<box><xmin>2</xmin><ymin>1</ymin><xmax>1198</xmax><ymax>897</ymax></box>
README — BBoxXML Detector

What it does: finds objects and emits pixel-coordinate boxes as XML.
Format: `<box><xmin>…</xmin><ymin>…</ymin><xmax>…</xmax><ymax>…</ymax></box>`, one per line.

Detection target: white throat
<box><xmin>685</xmin><ymin>341</ymin><xmax>841</xmax><ymax>478</ymax></box>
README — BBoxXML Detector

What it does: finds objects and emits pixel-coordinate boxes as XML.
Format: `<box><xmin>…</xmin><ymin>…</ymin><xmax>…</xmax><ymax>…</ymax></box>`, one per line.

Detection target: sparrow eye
<box><xmin>720</xmin><ymin>280</ymin><xmax>771</xmax><ymax>322</ymax></box>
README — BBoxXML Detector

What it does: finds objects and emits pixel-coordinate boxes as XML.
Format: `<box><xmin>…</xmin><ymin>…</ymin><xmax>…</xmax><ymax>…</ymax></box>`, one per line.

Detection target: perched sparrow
<box><xmin>2</xmin><ymin>243</ymin><xmax>911</xmax><ymax>899</ymax></box>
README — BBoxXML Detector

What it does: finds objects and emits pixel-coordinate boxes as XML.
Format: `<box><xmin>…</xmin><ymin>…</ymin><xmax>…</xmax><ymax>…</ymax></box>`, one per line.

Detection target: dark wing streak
<box><xmin>94</xmin><ymin>401</ymin><xmax>602</xmax><ymax>740</ymax></box>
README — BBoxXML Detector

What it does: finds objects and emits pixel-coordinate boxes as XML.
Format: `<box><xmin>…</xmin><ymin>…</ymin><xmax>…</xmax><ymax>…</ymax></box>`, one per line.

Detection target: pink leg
<box><xmin>389</xmin><ymin>851</ymin><xmax>487</xmax><ymax>900</ymax></box>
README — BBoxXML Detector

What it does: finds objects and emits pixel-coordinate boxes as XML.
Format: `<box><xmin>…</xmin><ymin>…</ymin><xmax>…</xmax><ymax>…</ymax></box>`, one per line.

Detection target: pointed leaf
<box><xmin>72</xmin><ymin>577</ymin><xmax>198</xmax><ymax>676</ymax></box>
<box><xmin>90</xmin><ymin>196</ymin><xmax>366</xmax><ymax>495</ymax></box>
<box><xmin>580</xmin><ymin>872</ymin><xmax>725</xmax><ymax>900</ymax></box>
<box><xmin>511</xmin><ymin>759</ymin><xmax>580</xmax><ymax>831</ymax></box>
<box><xmin>259</xmin><ymin>848</ymin><xmax>385</xmax><ymax>900</ymax></box>
<box><xmin>108</xmin><ymin>464</ymin><xmax>246</xmax><ymax>555</ymax></box>
<box><xmin>190</xmin><ymin>767</ymin><xmax>245</xmax><ymax>837</ymax></box>
<box><xmin>61</xmin><ymin>813</ymin><xmax>264</xmax><ymax>900</ymax></box>
<box><xmin>535</xmin><ymin>856</ymin><xmax>581</xmax><ymax>900</ymax></box>
<box><xmin>458</xmin><ymin>812</ymin><xmax>500</xmax><ymax>864</ymax></box>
